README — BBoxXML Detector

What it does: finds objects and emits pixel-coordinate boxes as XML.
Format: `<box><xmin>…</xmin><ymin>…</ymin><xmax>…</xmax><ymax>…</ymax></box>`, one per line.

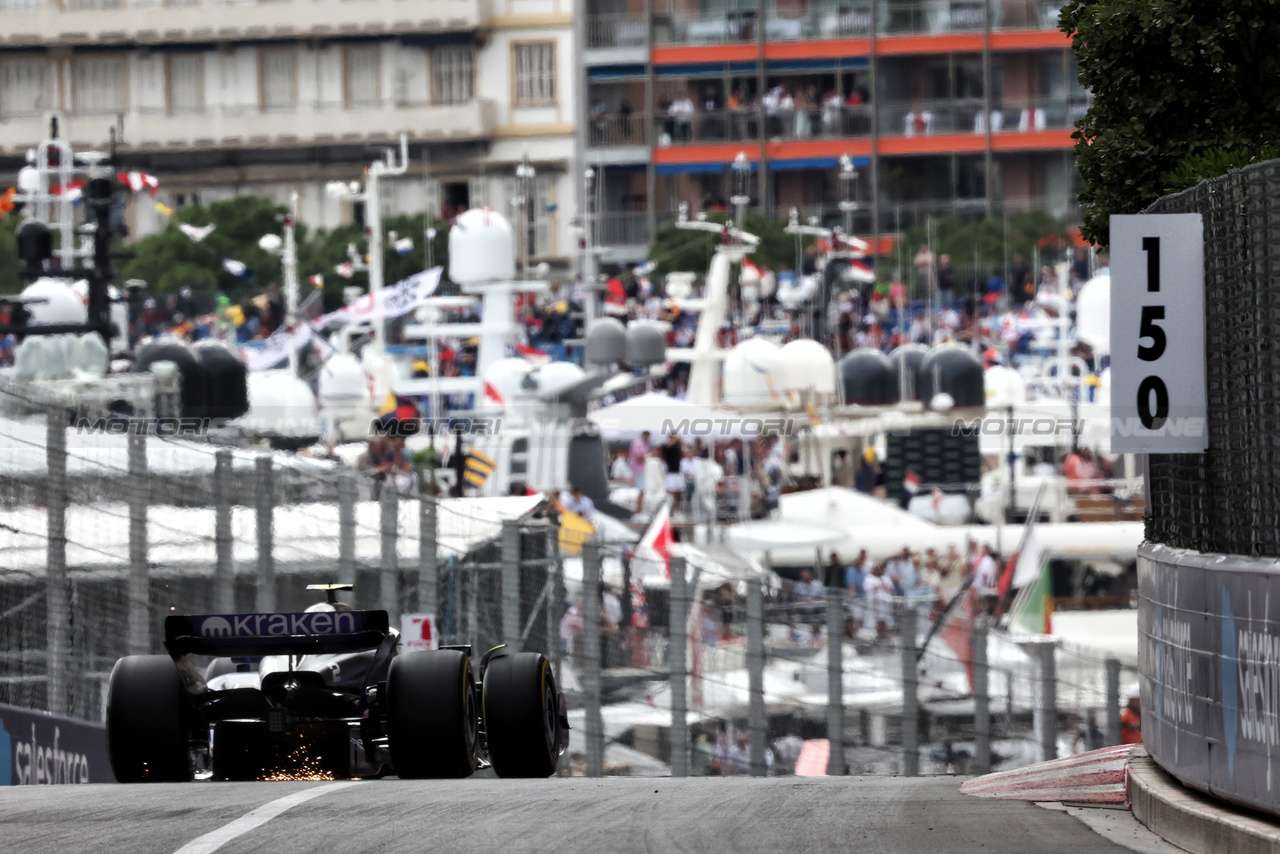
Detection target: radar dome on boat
<box><xmin>585</xmin><ymin>318</ymin><xmax>627</xmax><ymax>367</ymax></box>
<box><xmin>723</xmin><ymin>337</ymin><xmax>782</xmax><ymax>410</ymax></box>
<box><xmin>983</xmin><ymin>364</ymin><xmax>1026</xmax><ymax>408</ymax></box>
<box><xmin>778</xmin><ymin>338</ymin><xmax>837</xmax><ymax>397</ymax></box>
<box><xmin>839</xmin><ymin>349</ymin><xmax>896</xmax><ymax>405</ymax></box>
<box><xmin>240</xmin><ymin>370</ymin><xmax>318</xmax><ymax>439</ymax></box>
<box><xmin>1075</xmin><ymin>273</ymin><xmax>1110</xmax><ymax>358</ymax></box>
<box><xmin>887</xmin><ymin>344</ymin><xmax>929</xmax><ymax>402</ymax></box>
<box><xmin>479</xmin><ymin>357</ymin><xmax>534</xmax><ymax>413</ymax></box>
<box><xmin>626</xmin><ymin>321</ymin><xmax>667</xmax><ymax>367</ymax></box>
<box><xmin>917</xmin><ymin>344</ymin><xmax>985</xmax><ymax>409</ymax></box>
<box><xmin>448</xmin><ymin>208</ymin><xmax>516</xmax><ymax>284</ymax></box>
<box><xmin>534</xmin><ymin>361</ymin><xmax>587</xmax><ymax>397</ymax></box>
<box><xmin>21</xmin><ymin>278</ymin><xmax>86</xmax><ymax>326</ymax></box>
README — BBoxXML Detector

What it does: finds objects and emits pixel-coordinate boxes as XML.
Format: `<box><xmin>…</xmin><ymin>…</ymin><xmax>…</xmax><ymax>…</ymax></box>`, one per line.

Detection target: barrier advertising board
<box><xmin>0</xmin><ymin>702</ymin><xmax>115</xmax><ymax>785</ymax></box>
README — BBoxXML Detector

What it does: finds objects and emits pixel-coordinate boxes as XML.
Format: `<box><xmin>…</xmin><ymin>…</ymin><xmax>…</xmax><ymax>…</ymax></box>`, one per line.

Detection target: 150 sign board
<box><xmin>1110</xmin><ymin>214</ymin><xmax>1208</xmax><ymax>453</ymax></box>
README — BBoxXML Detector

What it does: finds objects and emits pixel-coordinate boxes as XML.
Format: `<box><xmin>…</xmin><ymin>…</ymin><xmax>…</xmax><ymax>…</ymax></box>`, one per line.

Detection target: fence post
<box><xmin>1105</xmin><ymin>657</ymin><xmax>1122</xmax><ymax>746</ymax></box>
<box><xmin>45</xmin><ymin>408</ymin><xmax>69</xmax><ymax>715</ymax></box>
<box><xmin>747</xmin><ymin>576</ymin><xmax>766</xmax><ymax>777</ymax></box>
<box><xmin>213</xmin><ymin>449</ymin><xmax>234</xmax><ymax>613</ymax></box>
<box><xmin>582</xmin><ymin>539</ymin><xmax>604</xmax><ymax>778</ymax></box>
<box><xmin>501</xmin><ymin>519</ymin><xmax>521</xmax><ymax>649</ymax></box>
<box><xmin>254</xmin><ymin>456</ymin><xmax>275</xmax><ymax>613</ymax></box>
<box><xmin>972</xmin><ymin>616</ymin><xmax>990</xmax><ymax>774</ymax></box>
<box><xmin>380</xmin><ymin>485</ymin><xmax>399</xmax><ymax>618</ymax></box>
<box><xmin>127</xmin><ymin>431</ymin><xmax>149</xmax><ymax>655</ymax></box>
<box><xmin>546</xmin><ymin>526</ymin><xmax>563</xmax><ymax>684</ymax></box>
<box><xmin>669</xmin><ymin>555</ymin><xmax>689</xmax><ymax>777</ymax></box>
<box><xmin>899</xmin><ymin>602</ymin><xmax>919</xmax><ymax>777</ymax></box>
<box><xmin>1022</xmin><ymin>637</ymin><xmax>1059</xmax><ymax>762</ymax></box>
<box><xmin>826</xmin><ymin>582</ymin><xmax>844</xmax><ymax>776</ymax></box>
<box><xmin>338</xmin><ymin>470</ymin><xmax>357</xmax><ymax>588</ymax></box>
<box><xmin>418</xmin><ymin>495</ymin><xmax>438</xmax><ymax>617</ymax></box>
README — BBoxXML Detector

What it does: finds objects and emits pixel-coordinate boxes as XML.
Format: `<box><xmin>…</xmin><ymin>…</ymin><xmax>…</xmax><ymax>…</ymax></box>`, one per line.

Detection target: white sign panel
<box><xmin>399</xmin><ymin>613</ymin><xmax>437</xmax><ymax>651</ymax></box>
<box><xmin>1110</xmin><ymin>214</ymin><xmax>1208</xmax><ymax>453</ymax></box>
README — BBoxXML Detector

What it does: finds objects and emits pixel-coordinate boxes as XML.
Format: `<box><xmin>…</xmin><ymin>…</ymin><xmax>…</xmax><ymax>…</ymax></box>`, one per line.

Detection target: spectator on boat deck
<box><xmin>854</xmin><ymin>448</ymin><xmax>878</xmax><ymax>494</ymax></box>
<box><xmin>629</xmin><ymin>430</ymin><xmax>651</xmax><ymax>484</ymax></box>
<box><xmin>794</xmin><ymin>569</ymin><xmax>825</xmax><ymax>620</ymax></box>
<box><xmin>1063</xmin><ymin>446</ymin><xmax>1105</xmax><ymax>495</ymax></box>
<box><xmin>561</xmin><ymin>484</ymin><xmax>595</xmax><ymax>519</ymax></box>
<box><xmin>973</xmin><ymin>544</ymin><xmax>1000</xmax><ymax>614</ymax></box>
<box><xmin>863</xmin><ymin>563</ymin><xmax>895</xmax><ymax>639</ymax></box>
<box><xmin>610</xmin><ymin>449</ymin><xmax>633</xmax><ymax>485</ymax></box>
<box><xmin>661</xmin><ymin>434</ymin><xmax>685</xmax><ymax>511</ymax></box>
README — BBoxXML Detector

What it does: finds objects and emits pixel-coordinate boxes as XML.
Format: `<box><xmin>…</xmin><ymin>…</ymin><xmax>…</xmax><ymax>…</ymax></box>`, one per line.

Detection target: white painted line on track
<box><xmin>172</xmin><ymin>781</ymin><xmax>364</xmax><ymax>854</ymax></box>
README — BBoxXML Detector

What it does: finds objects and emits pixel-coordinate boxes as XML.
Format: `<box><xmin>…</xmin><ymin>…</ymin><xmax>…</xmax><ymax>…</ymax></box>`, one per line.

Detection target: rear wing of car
<box><xmin>165</xmin><ymin>610</ymin><xmax>390</xmax><ymax>658</ymax></box>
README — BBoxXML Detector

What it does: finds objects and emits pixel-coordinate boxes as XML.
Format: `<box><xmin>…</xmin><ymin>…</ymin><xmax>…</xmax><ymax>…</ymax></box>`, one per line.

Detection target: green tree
<box><xmin>0</xmin><ymin>215</ymin><xmax>20</xmax><ymax>295</ymax></box>
<box><xmin>647</xmin><ymin>213</ymin><xmax>814</xmax><ymax>283</ymax></box>
<box><xmin>1060</xmin><ymin>0</ymin><xmax>1280</xmax><ymax>247</ymax></box>
<box><xmin>119</xmin><ymin>196</ymin><xmax>287</xmax><ymax>295</ymax></box>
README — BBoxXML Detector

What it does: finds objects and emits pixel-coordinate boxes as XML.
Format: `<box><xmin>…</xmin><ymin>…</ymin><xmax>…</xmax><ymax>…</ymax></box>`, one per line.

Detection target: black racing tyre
<box><xmin>386</xmin><ymin>649</ymin><xmax>478</xmax><ymax>779</ymax></box>
<box><xmin>106</xmin><ymin>655</ymin><xmax>193</xmax><ymax>783</ymax></box>
<box><xmin>482</xmin><ymin>652</ymin><xmax>559</xmax><ymax>778</ymax></box>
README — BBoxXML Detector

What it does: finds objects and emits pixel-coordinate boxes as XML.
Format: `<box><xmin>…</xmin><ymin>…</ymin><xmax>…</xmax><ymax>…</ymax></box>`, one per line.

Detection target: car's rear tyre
<box><xmin>386</xmin><ymin>650</ymin><xmax>478</xmax><ymax>779</ymax></box>
<box><xmin>483</xmin><ymin>652</ymin><xmax>559</xmax><ymax>778</ymax></box>
<box><xmin>106</xmin><ymin>655</ymin><xmax>193</xmax><ymax>783</ymax></box>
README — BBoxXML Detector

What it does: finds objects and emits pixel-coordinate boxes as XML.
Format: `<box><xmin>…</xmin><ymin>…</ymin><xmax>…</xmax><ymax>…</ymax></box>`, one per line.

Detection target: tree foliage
<box><xmin>1060</xmin><ymin>0</ymin><xmax>1280</xmax><ymax>247</ymax></box>
<box><xmin>647</xmin><ymin>213</ymin><xmax>814</xmax><ymax>283</ymax></box>
<box><xmin>899</xmin><ymin>211</ymin><xmax>1074</xmax><ymax>273</ymax></box>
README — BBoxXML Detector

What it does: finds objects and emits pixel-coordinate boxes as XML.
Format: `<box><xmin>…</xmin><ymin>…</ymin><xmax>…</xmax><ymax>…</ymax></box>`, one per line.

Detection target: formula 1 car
<box><xmin>105</xmin><ymin>585</ymin><xmax>569</xmax><ymax>782</ymax></box>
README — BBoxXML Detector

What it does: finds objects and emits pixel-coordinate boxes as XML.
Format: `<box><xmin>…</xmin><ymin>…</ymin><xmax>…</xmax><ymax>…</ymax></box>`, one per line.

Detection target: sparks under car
<box><xmin>105</xmin><ymin>585</ymin><xmax>569</xmax><ymax>781</ymax></box>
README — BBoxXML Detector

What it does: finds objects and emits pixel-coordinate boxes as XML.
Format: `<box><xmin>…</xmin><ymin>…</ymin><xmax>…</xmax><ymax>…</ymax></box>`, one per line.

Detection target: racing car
<box><xmin>105</xmin><ymin>584</ymin><xmax>569</xmax><ymax>782</ymax></box>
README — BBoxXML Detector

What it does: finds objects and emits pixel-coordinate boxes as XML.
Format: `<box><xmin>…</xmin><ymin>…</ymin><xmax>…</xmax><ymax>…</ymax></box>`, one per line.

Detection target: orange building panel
<box><xmin>875</xmin><ymin>33</ymin><xmax>984</xmax><ymax>55</ymax></box>
<box><xmin>763</xmin><ymin>39</ymin><xmax>871</xmax><ymax>60</ymax></box>
<box><xmin>990</xmin><ymin>30</ymin><xmax>1072</xmax><ymax>51</ymax></box>
<box><xmin>878</xmin><ymin>134</ymin><xmax>987</xmax><ymax>155</ymax></box>
<box><xmin>990</xmin><ymin>129</ymin><xmax>1075</xmax><ymax>152</ymax></box>
<box><xmin>651</xmin><ymin>44</ymin><xmax>760</xmax><ymax>64</ymax></box>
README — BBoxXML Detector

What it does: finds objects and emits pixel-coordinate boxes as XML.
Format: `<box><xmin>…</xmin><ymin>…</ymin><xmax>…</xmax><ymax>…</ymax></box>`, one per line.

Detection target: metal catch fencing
<box><xmin>1143</xmin><ymin>160</ymin><xmax>1280</xmax><ymax>556</ymax></box>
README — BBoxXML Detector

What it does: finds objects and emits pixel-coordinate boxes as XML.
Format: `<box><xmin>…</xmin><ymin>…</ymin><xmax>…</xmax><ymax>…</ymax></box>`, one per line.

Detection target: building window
<box><xmin>167</xmin><ymin>53</ymin><xmax>203</xmax><ymax>115</ymax></box>
<box><xmin>0</xmin><ymin>57</ymin><xmax>47</xmax><ymax>119</ymax></box>
<box><xmin>73</xmin><ymin>55</ymin><xmax>126</xmax><ymax>115</ymax></box>
<box><xmin>345</xmin><ymin>45</ymin><xmax>380</xmax><ymax>108</ymax></box>
<box><xmin>512</xmin><ymin>42</ymin><xmax>556</xmax><ymax>107</ymax></box>
<box><xmin>431</xmin><ymin>45</ymin><xmax>474</xmax><ymax>106</ymax></box>
<box><xmin>260</xmin><ymin>48</ymin><xmax>297</xmax><ymax>111</ymax></box>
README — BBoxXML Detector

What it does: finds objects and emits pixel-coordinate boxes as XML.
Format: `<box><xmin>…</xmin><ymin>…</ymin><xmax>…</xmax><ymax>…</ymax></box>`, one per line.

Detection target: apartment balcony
<box><xmin>585</xmin><ymin>13</ymin><xmax>647</xmax><ymax>64</ymax></box>
<box><xmin>649</xmin><ymin>0</ymin><xmax>1064</xmax><ymax>46</ymax></box>
<box><xmin>0</xmin><ymin>99</ymin><xmax>497</xmax><ymax>156</ymax></box>
<box><xmin>593</xmin><ymin>211</ymin><xmax>651</xmax><ymax>263</ymax></box>
<box><xmin>0</xmin><ymin>0</ymin><xmax>490</xmax><ymax>48</ymax></box>
<box><xmin>648</xmin><ymin>95</ymin><xmax>1086</xmax><ymax>148</ymax></box>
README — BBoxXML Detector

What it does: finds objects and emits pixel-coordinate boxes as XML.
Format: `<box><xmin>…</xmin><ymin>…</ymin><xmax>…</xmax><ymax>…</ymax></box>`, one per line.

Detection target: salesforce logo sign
<box><xmin>194</xmin><ymin>612</ymin><xmax>361</xmax><ymax>639</ymax></box>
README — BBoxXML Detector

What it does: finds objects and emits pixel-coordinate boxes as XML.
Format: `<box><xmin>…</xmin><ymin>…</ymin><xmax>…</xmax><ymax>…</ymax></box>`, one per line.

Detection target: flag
<box><xmin>512</xmin><ymin>342</ymin><xmax>550</xmax><ymax>365</ymax></box>
<box><xmin>221</xmin><ymin>257</ymin><xmax>251</xmax><ymax>279</ymax></box>
<box><xmin>425</xmin><ymin>227</ymin><xmax>438</xmax><ymax>241</ymax></box>
<box><xmin>179</xmin><ymin>223</ymin><xmax>216</xmax><ymax>242</ymax></box>
<box><xmin>118</xmin><ymin>171</ymin><xmax>159</xmax><ymax>197</ymax></box>
<box><xmin>309</xmin><ymin>274</ymin><xmax>324</xmax><ymax>288</ymax></box>
<box><xmin>938</xmin><ymin>589</ymin><xmax>977</xmax><ymax>691</ymax></box>
<box><xmin>155</xmin><ymin>201</ymin><xmax>174</xmax><ymax>216</ymax></box>
<box><xmin>557</xmin><ymin>510</ymin><xmax>594</xmax><ymax>556</ymax></box>
<box><xmin>335</xmin><ymin>262</ymin><xmax>355</xmax><ymax>279</ymax></box>
<box><xmin>483</xmin><ymin>381</ymin><xmax>505</xmax><ymax>407</ymax></box>
<box><xmin>0</xmin><ymin>188</ymin><xmax>15</xmax><ymax>215</ymax></box>
<box><xmin>394</xmin><ymin>236</ymin><xmax>414</xmax><ymax>255</ymax></box>
<box><xmin>903</xmin><ymin>470</ymin><xmax>921</xmax><ymax>495</ymax></box>
<box><xmin>638</xmin><ymin>502</ymin><xmax>674</xmax><ymax>578</ymax></box>
<box><xmin>462</xmin><ymin>449</ymin><xmax>497</xmax><ymax>488</ymax></box>
<box><xmin>316</xmin><ymin>268</ymin><xmax>442</xmax><ymax>326</ymax></box>
<box><xmin>50</xmin><ymin>180</ymin><xmax>84</xmax><ymax>203</ymax></box>
<box><xmin>1012</xmin><ymin>559</ymin><xmax>1054</xmax><ymax>635</ymax></box>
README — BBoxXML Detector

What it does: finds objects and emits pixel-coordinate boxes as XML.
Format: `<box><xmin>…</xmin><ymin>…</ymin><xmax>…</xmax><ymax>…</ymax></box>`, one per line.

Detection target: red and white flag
<box><xmin>117</xmin><ymin>171</ymin><xmax>159</xmax><ymax>197</ymax></box>
<box><xmin>308</xmin><ymin>274</ymin><xmax>324</xmax><ymax>288</ymax></box>
<box><xmin>903</xmin><ymin>470</ymin><xmax>921</xmax><ymax>495</ymax></box>
<box><xmin>513</xmin><ymin>342</ymin><xmax>550</xmax><ymax>365</ymax></box>
<box><xmin>638</xmin><ymin>501</ymin><xmax>675</xmax><ymax>578</ymax></box>
<box><xmin>335</xmin><ymin>262</ymin><xmax>355</xmax><ymax>279</ymax></box>
<box><xmin>483</xmin><ymin>381</ymin><xmax>505</xmax><ymax>407</ymax></box>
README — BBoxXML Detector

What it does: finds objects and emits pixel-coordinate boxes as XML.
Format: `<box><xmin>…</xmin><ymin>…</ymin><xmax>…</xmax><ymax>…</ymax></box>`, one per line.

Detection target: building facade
<box><xmin>0</xmin><ymin>0</ymin><xmax>578</xmax><ymax>270</ymax></box>
<box><xmin>582</xmin><ymin>0</ymin><xmax>1089</xmax><ymax>264</ymax></box>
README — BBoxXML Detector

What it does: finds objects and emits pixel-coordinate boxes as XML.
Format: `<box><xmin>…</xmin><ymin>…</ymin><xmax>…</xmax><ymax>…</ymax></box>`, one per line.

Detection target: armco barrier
<box><xmin>0</xmin><ymin>702</ymin><xmax>114</xmax><ymax>784</ymax></box>
<box><xmin>1138</xmin><ymin>542</ymin><xmax>1280</xmax><ymax>815</ymax></box>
